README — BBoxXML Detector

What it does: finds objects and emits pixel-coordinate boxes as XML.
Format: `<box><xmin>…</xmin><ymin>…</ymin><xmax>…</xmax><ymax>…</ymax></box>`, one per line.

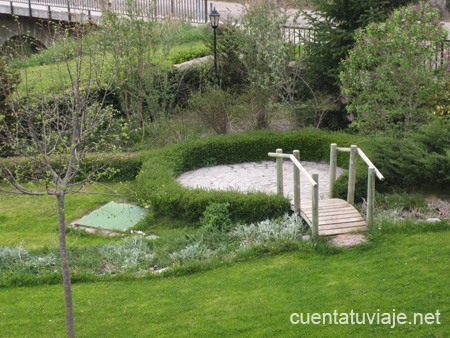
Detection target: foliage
<box><xmin>233</xmin><ymin>1</ymin><xmax>291</xmax><ymax>90</ymax></box>
<box><xmin>294</xmin><ymin>92</ymin><xmax>340</xmax><ymax>129</ymax></box>
<box><xmin>0</xmin><ymin>56</ymin><xmax>20</xmax><ymax>156</ymax></box>
<box><xmin>304</xmin><ymin>0</ymin><xmax>413</xmax><ymax>93</ymax></box>
<box><xmin>0</xmin><ymin>152</ymin><xmax>146</xmax><ymax>182</ymax></box>
<box><xmin>207</xmin><ymin>25</ymin><xmax>247</xmax><ymax>91</ymax></box>
<box><xmin>168</xmin><ymin>42</ymin><xmax>210</xmax><ymax>64</ymax></box>
<box><xmin>98</xmin><ymin>236</ymin><xmax>154</xmax><ymax>272</ymax></box>
<box><xmin>375</xmin><ymin>192</ymin><xmax>428</xmax><ymax>212</ymax></box>
<box><xmin>341</xmin><ymin>2</ymin><xmax>449</xmax><ymax>135</ymax></box>
<box><xmin>169</xmin><ymin>242</ymin><xmax>214</xmax><ymax>265</ymax></box>
<box><xmin>188</xmin><ymin>87</ymin><xmax>237</xmax><ymax>134</ymax></box>
<box><xmin>224</xmin><ymin>0</ymin><xmax>303</xmax><ymax>128</ymax></box>
<box><xmin>104</xmin><ymin>14</ymin><xmax>210</xmax><ymax>141</ymax></box>
<box><xmin>200</xmin><ymin>203</ymin><xmax>233</xmax><ymax>232</ymax></box>
<box><xmin>427</xmin><ymin>76</ymin><xmax>450</xmax><ymax>121</ymax></box>
<box><xmin>361</xmin><ymin>131</ymin><xmax>450</xmax><ymax>191</ymax></box>
<box><xmin>232</xmin><ymin>213</ymin><xmax>305</xmax><ymax>250</ymax></box>
<box><xmin>0</xmin><ymin>56</ymin><xmax>18</xmax><ymax>109</ymax></box>
<box><xmin>0</xmin><ymin>245</ymin><xmax>57</xmax><ymax>273</ymax></box>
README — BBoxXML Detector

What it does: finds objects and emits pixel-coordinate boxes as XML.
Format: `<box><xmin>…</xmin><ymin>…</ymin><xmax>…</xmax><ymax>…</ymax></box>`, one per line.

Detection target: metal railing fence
<box><xmin>9</xmin><ymin>0</ymin><xmax>208</xmax><ymax>23</ymax></box>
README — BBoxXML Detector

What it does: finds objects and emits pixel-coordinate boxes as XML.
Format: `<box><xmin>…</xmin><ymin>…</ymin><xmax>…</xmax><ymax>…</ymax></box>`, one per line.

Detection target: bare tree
<box><xmin>0</xmin><ymin>21</ymin><xmax>124</xmax><ymax>338</ymax></box>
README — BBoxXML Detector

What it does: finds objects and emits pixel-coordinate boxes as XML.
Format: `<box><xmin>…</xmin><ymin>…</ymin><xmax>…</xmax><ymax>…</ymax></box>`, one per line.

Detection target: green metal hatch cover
<box><xmin>74</xmin><ymin>201</ymin><xmax>147</xmax><ymax>232</ymax></box>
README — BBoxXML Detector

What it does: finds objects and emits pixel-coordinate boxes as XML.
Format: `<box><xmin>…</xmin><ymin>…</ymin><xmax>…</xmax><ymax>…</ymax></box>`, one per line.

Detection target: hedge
<box><xmin>137</xmin><ymin>129</ymin><xmax>364</xmax><ymax>223</ymax></box>
<box><xmin>3</xmin><ymin>128</ymin><xmax>448</xmax><ymax>223</ymax></box>
<box><xmin>0</xmin><ymin>152</ymin><xmax>145</xmax><ymax>182</ymax></box>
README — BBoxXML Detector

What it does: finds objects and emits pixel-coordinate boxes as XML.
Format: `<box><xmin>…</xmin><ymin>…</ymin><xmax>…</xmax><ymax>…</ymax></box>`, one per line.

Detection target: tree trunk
<box><xmin>57</xmin><ymin>191</ymin><xmax>75</xmax><ymax>338</ymax></box>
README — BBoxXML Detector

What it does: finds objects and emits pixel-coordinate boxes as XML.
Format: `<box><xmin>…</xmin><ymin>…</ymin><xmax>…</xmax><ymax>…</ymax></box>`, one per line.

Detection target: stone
<box><xmin>328</xmin><ymin>234</ymin><xmax>368</xmax><ymax>248</ymax></box>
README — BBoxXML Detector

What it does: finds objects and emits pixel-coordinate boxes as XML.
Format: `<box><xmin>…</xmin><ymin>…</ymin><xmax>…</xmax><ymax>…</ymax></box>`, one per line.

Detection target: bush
<box><xmin>188</xmin><ymin>87</ymin><xmax>236</xmax><ymax>134</ymax></box>
<box><xmin>340</xmin><ymin>2</ymin><xmax>448</xmax><ymax>135</ymax></box>
<box><xmin>361</xmin><ymin>133</ymin><xmax>450</xmax><ymax>192</ymax></box>
<box><xmin>200</xmin><ymin>203</ymin><xmax>233</xmax><ymax>232</ymax></box>
<box><xmin>232</xmin><ymin>213</ymin><xmax>306</xmax><ymax>250</ymax></box>
<box><xmin>98</xmin><ymin>236</ymin><xmax>154</xmax><ymax>272</ymax></box>
<box><xmin>168</xmin><ymin>43</ymin><xmax>210</xmax><ymax>64</ymax></box>
<box><xmin>0</xmin><ymin>151</ymin><xmax>145</xmax><ymax>182</ymax></box>
<box><xmin>304</xmin><ymin>0</ymin><xmax>413</xmax><ymax>93</ymax></box>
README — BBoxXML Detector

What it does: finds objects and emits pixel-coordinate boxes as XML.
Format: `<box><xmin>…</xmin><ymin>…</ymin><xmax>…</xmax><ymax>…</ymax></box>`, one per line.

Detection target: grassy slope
<box><xmin>0</xmin><ymin>182</ymin><xmax>135</xmax><ymax>249</ymax></box>
<box><xmin>0</xmin><ymin>231</ymin><xmax>449</xmax><ymax>337</ymax></box>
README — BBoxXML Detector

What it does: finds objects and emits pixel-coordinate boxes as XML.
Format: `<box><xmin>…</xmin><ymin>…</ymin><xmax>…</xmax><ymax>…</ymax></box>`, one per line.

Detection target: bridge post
<box><xmin>293</xmin><ymin>150</ymin><xmax>300</xmax><ymax>213</ymax></box>
<box><xmin>312</xmin><ymin>173</ymin><xmax>319</xmax><ymax>240</ymax></box>
<box><xmin>276</xmin><ymin>148</ymin><xmax>283</xmax><ymax>196</ymax></box>
<box><xmin>329</xmin><ymin>143</ymin><xmax>337</xmax><ymax>198</ymax></box>
<box><xmin>347</xmin><ymin>145</ymin><xmax>357</xmax><ymax>205</ymax></box>
<box><xmin>367</xmin><ymin>167</ymin><xmax>375</xmax><ymax>227</ymax></box>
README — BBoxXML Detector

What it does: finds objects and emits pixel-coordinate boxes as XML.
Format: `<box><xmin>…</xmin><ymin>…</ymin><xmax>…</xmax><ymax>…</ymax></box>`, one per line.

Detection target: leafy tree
<box><xmin>104</xmin><ymin>10</ymin><xmax>189</xmax><ymax>142</ymax></box>
<box><xmin>225</xmin><ymin>0</ymin><xmax>305</xmax><ymax>128</ymax></box>
<box><xmin>303</xmin><ymin>0</ymin><xmax>413</xmax><ymax>93</ymax></box>
<box><xmin>340</xmin><ymin>1</ymin><xmax>449</xmax><ymax>135</ymax></box>
<box><xmin>0</xmin><ymin>23</ymin><xmax>126</xmax><ymax>338</ymax></box>
<box><xmin>0</xmin><ymin>56</ymin><xmax>19</xmax><ymax>156</ymax></box>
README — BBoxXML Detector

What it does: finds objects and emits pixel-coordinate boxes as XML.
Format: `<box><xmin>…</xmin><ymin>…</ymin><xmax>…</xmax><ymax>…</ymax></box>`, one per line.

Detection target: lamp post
<box><xmin>209</xmin><ymin>7</ymin><xmax>220</xmax><ymax>85</ymax></box>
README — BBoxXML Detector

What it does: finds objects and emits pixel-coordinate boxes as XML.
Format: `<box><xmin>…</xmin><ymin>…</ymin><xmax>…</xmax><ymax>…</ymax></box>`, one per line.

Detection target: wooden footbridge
<box><xmin>268</xmin><ymin>144</ymin><xmax>384</xmax><ymax>239</ymax></box>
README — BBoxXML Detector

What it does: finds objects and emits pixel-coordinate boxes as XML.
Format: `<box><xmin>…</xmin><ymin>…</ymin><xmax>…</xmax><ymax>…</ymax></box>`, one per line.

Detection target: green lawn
<box><xmin>0</xmin><ymin>182</ymin><xmax>135</xmax><ymax>249</ymax></box>
<box><xmin>1</xmin><ymin>231</ymin><xmax>449</xmax><ymax>337</ymax></box>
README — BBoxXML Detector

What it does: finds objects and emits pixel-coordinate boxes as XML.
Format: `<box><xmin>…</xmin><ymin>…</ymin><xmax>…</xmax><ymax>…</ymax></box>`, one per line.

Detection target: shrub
<box><xmin>361</xmin><ymin>135</ymin><xmax>450</xmax><ymax>191</ymax></box>
<box><xmin>169</xmin><ymin>242</ymin><xmax>214</xmax><ymax>265</ymax></box>
<box><xmin>340</xmin><ymin>2</ymin><xmax>449</xmax><ymax>135</ymax></box>
<box><xmin>188</xmin><ymin>87</ymin><xmax>236</xmax><ymax>134</ymax></box>
<box><xmin>169</xmin><ymin>43</ymin><xmax>210</xmax><ymax>64</ymax></box>
<box><xmin>98</xmin><ymin>236</ymin><xmax>154</xmax><ymax>272</ymax></box>
<box><xmin>200</xmin><ymin>203</ymin><xmax>233</xmax><ymax>232</ymax></box>
<box><xmin>304</xmin><ymin>0</ymin><xmax>413</xmax><ymax>93</ymax></box>
<box><xmin>0</xmin><ymin>151</ymin><xmax>145</xmax><ymax>182</ymax></box>
<box><xmin>232</xmin><ymin>213</ymin><xmax>306</xmax><ymax>250</ymax></box>
<box><xmin>0</xmin><ymin>246</ymin><xmax>57</xmax><ymax>274</ymax></box>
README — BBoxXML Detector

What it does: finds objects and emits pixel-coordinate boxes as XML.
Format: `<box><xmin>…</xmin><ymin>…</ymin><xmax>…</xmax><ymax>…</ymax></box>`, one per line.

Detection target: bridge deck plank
<box><xmin>300</xmin><ymin>198</ymin><xmax>368</xmax><ymax>236</ymax></box>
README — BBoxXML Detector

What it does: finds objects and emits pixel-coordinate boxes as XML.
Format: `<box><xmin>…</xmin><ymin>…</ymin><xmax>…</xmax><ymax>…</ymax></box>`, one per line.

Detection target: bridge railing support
<box><xmin>367</xmin><ymin>167</ymin><xmax>375</xmax><ymax>227</ymax></box>
<box><xmin>269</xmin><ymin>149</ymin><xmax>319</xmax><ymax>240</ymax></box>
<box><xmin>329</xmin><ymin>143</ymin><xmax>337</xmax><ymax>198</ymax></box>
<box><xmin>329</xmin><ymin>144</ymin><xmax>384</xmax><ymax>228</ymax></box>
<box><xmin>311</xmin><ymin>173</ymin><xmax>319</xmax><ymax>240</ymax></box>
<box><xmin>276</xmin><ymin>148</ymin><xmax>284</xmax><ymax>196</ymax></box>
<box><xmin>293</xmin><ymin>150</ymin><xmax>300</xmax><ymax>213</ymax></box>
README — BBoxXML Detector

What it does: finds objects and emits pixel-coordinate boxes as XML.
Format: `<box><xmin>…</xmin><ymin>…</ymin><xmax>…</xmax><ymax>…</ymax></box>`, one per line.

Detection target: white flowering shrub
<box><xmin>99</xmin><ymin>236</ymin><xmax>154</xmax><ymax>272</ymax></box>
<box><xmin>169</xmin><ymin>242</ymin><xmax>214</xmax><ymax>265</ymax></box>
<box><xmin>232</xmin><ymin>213</ymin><xmax>305</xmax><ymax>249</ymax></box>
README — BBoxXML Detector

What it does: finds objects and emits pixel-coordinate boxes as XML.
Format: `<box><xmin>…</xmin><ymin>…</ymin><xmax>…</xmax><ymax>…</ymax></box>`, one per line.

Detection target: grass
<box><xmin>0</xmin><ymin>182</ymin><xmax>135</xmax><ymax>249</ymax></box>
<box><xmin>0</xmin><ymin>230</ymin><xmax>449</xmax><ymax>337</ymax></box>
<box><xmin>14</xmin><ymin>39</ymin><xmax>210</xmax><ymax>97</ymax></box>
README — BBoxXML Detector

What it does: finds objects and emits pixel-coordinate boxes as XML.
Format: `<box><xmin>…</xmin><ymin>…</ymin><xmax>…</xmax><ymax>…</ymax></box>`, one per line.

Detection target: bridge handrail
<box><xmin>334</xmin><ymin>146</ymin><xmax>384</xmax><ymax>181</ymax></box>
<box><xmin>268</xmin><ymin>152</ymin><xmax>317</xmax><ymax>187</ymax></box>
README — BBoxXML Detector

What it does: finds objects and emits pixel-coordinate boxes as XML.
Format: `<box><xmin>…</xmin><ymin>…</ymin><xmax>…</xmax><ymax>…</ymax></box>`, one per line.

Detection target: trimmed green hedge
<box><xmin>137</xmin><ymin>129</ymin><xmax>363</xmax><ymax>223</ymax></box>
<box><xmin>0</xmin><ymin>152</ymin><xmax>145</xmax><ymax>182</ymax></box>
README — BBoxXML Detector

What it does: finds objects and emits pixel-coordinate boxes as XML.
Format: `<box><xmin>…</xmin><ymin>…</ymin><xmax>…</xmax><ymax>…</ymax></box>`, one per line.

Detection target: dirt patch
<box><xmin>328</xmin><ymin>233</ymin><xmax>368</xmax><ymax>248</ymax></box>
